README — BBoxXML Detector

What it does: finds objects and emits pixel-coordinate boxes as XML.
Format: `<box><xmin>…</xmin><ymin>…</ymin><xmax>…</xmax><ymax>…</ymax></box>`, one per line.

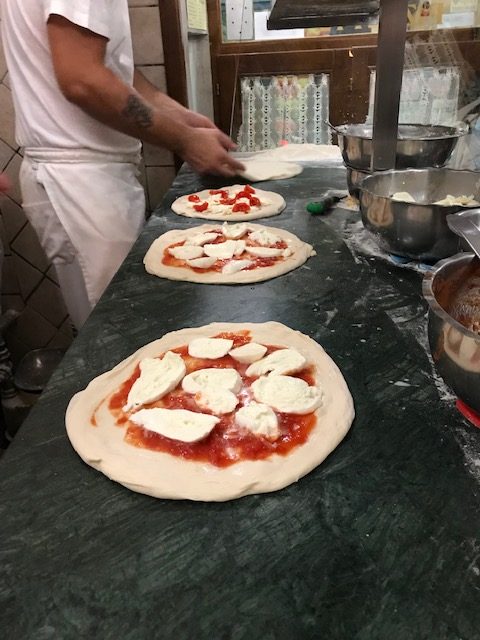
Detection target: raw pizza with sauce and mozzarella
<box><xmin>143</xmin><ymin>222</ymin><xmax>315</xmax><ymax>284</ymax></box>
<box><xmin>171</xmin><ymin>185</ymin><xmax>286</xmax><ymax>221</ymax></box>
<box><xmin>66</xmin><ymin>322</ymin><xmax>354</xmax><ymax>501</ymax></box>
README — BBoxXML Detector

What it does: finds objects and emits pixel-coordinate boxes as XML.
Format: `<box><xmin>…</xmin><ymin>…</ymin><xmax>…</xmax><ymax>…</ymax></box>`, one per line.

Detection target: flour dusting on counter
<box><xmin>341</xmin><ymin>220</ymin><xmax>433</xmax><ymax>274</ymax></box>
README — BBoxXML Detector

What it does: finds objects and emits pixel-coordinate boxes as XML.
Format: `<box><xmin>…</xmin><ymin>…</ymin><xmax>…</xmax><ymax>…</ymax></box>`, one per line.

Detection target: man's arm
<box><xmin>47</xmin><ymin>15</ymin><xmax>244</xmax><ymax>176</ymax></box>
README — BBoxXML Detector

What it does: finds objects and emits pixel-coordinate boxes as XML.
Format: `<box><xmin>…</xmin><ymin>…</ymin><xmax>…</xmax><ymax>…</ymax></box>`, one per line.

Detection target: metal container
<box><xmin>359</xmin><ymin>168</ymin><xmax>480</xmax><ymax>261</ymax></box>
<box><xmin>346</xmin><ymin>165</ymin><xmax>371</xmax><ymax>199</ymax></box>
<box><xmin>423</xmin><ymin>252</ymin><xmax>480</xmax><ymax>413</ymax></box>
<box><xmin>447</xmin><ymin>209</ymin><xmax>480</xmax><ymax>256</ymax></box>
<box><xmin>331</xmin><ymin>123</ymin><xmax>467</xmax><ymax>171</ymax></box>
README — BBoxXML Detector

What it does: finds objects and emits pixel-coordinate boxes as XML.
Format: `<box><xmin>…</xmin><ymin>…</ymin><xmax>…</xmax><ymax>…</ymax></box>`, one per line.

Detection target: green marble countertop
<box><xmin>0</xmin><ymin>165</ymin><xmax>479</xmax><ymax>639</ymax></box>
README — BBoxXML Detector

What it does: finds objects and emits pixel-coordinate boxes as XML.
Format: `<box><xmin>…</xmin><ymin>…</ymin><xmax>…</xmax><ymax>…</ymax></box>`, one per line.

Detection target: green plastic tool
<box><xmin>307</xmin><ymin>189</ymin><xmax>348</xmax><ymax>215</ymax></box>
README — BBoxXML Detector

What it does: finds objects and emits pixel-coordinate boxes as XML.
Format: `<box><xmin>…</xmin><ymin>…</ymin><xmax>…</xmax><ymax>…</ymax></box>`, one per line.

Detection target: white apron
<box><xmin>21</xmin><ymin>148</ymin><xmax>146</xmax><ymax>322</ymax></box>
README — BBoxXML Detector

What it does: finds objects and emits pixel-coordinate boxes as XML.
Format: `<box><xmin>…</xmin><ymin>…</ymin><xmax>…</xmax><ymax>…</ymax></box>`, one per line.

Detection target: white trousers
<box><xmin>20</xmin><ymin>151</ymin><xmax>146</xmax><ymax>329</ymax></box>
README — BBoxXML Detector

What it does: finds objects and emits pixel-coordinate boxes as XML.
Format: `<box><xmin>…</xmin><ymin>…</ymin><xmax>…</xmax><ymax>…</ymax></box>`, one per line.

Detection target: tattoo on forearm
<box><xmin>121</xmin><ymin>94</ymin><xmax>153</xmax><ymax>128</ymax></box>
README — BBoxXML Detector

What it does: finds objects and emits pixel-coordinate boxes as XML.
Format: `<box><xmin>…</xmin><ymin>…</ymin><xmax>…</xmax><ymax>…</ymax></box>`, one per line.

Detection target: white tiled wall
<box><xmin>0</xmin><ymin>0</ymin><xmax>176</xmax><ymax>362</ymax></box>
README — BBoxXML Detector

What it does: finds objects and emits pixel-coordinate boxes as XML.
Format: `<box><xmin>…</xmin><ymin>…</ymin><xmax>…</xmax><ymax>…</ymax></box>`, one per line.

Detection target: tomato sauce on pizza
<box><xmin>105</xmin><ymin>332</ymin><xmax>318</xmax><ymax>468</ymax></box>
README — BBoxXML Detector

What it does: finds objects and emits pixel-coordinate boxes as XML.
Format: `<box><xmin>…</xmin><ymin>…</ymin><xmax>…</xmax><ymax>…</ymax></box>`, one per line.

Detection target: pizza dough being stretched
<box><xmin>144</xmin><ymin>222</ymin><xmax>315</xmax><ymax>284</ymax></box>
<box><xmin>171</xmin><ymin>184</ymin><xmax>286</xmax><ymax>221</ymax></box>
<box><xmin>66</xmin><ymin>322</ymin><xmax>354</xmax><ymax>502</ymax></box>
<box><xmin>239</xmin><ymin>160</ymin><xmax>303</xmax><ymax>182</ymax></box>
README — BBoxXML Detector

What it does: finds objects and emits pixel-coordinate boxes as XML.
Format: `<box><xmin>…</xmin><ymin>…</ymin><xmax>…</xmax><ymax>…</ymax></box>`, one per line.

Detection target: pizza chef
<box><xmin>1</xmin><ymin>0</ymin><xmax>245</xmax><ymax>329</ymax></box>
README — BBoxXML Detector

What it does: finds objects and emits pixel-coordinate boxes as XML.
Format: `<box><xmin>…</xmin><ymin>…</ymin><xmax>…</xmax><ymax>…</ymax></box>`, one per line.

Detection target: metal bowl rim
<box><xmin>422</xmin><ymin>251</ymin><xmax>480</xmax><ymax>342</ymax></box>
<box><xmin>359</xmin><ymin>167</ymin><xmax>480</xmax><ymax>208</ymax></box>
<box><xmin>332</xmin><ymin>122</ymin><xmax>468</xmax><ymax>141</ymax></box>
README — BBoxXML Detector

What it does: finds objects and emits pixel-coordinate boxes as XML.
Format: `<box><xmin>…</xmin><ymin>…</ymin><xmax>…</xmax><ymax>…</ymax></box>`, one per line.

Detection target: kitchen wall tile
<box><xmin>0</xmin><ymin>197</ymin><xmax>27</xmax><ymax>245</ymax></box>
<box><xmin>1</xmin><ymin>294</ymin><xmax>25</xmax><ymax>314</ymax></box>
<box><xmin>145</xmin><ymin>166</ymin><xmax>175</xmax><ymax>210</ymax></box>
<box><xmin>4</xmin><ymin>332</ymin><xmax>30</xmax><ymax>365</ymax></box>
<box><xmin>27</xmin><ymin>276</ymin><xmax>68</xmax><ymax>328</ymax></box>
<box><xmin>0</xmin><ymin>215</ymin><xmax>9</xmax><ymax>254</ymax></box>
<box><xmin>0</xmin><ymin>39</ymin><xmax>7</xmax><ymax>80</ymax></box>
<box><xmin>2</xmin><ymin>255</ymin><xmax>20</xmax><ymax>295</ymax></box>
<box><xmin>11</xmin><ymin>254</ymin><xmax>43</xmax><ymax>299</ymax></box>
<box><xmin>5</xmin><ymin>306</ymin><xmax>56</xmax><ymax>349</ymax></box>
<box><xmin>143</xmin><ymin>143</ymin><xmax>174</xmax><ymax>167</ymax></box>
<box><xmin>11</xmin><ymin>223</ymin><xmax>49</xmax><ymax>273</ymax></box>
<box><xmin>130</xmin><ymin>7</ymin><xmax>164</xmax><ymax>65</ymax></box>
<box><xmin>57</xmin><ymin>316</ymin><xmax>75</xmax><ymax>340</ymax></box>
<box><xmin>47</xmin><ymin>330</ymin><xmax>74</xmax><ymax>351</ymax></box>
<box><xmin>0</xmin><ymin>138</ymin><xmax>15</xmax><ymax>171</ymax></box>
<box><xmin>0</xmin><ymin>84</ymin><xmax>16</xmax><ymax>148</ymax></box>
<box><xmin>46</xmin><ymin>265</ymin><xmax>59</xmax><ymax>285</ymax></box>
<box><xmin>137</xmin><ymin>64</ymin><xmax>167</xmax><ymax>92</ymax></box>
<box><xmin>4</xmin><ymin>153</ymin><xmax>22</xmax><ymax>205</ymax></box>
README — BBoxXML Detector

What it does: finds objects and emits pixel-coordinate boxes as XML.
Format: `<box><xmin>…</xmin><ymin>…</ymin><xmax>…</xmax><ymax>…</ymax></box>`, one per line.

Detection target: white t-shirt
<box><xmin>1</xmin><ymin>0</ymin><xmax>141</xmax><ymax>155</ymax></box>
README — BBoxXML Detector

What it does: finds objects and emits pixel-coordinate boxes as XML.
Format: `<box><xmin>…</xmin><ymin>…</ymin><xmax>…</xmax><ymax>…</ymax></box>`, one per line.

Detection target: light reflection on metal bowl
<box><xmin>358</xmin><ymin>168</ymin><xmax>480</xmax><ymax>261</ymax></box>
<box><xmin>346</xmin><ymin>166</ymin><xmax>371</xmax><ymax>199</ymax></box>
<box><xmin>423</xmin><ymin>252</ymin><xmax>480</xmax><ymax>414</ymax></box>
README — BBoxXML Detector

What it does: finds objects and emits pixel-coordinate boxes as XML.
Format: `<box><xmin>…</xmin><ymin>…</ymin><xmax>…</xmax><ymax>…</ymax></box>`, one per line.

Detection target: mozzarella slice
<box><xmin>182</xmin><ymin>367</ymin><xmax>242</xmax><ymax>394</ymax></box>
<box><xmin>123</xmin><ymin>352</ymin><xmax>186</xmax><ymax>412</ymax></box>
<box><xmin>222</xmin><ymin>260</ymin><xmax>253</xmax><ymax>274</ymax></box>
<box><xmin>185</xmin><ymin>232</ymin><xmax>219</xmax><ymax>246</ymax></box>
<box><xmin>130</xmin><ymin>408</ymin><xmax>219</xmax><ymax>443</ymax></box>
<box><xmin>252</xmin><ymin>376</ymin><xmax>323</xmax><ymax>414</ymax></box>
<box><xmin>245</xmin><ymin>246</ymin><xmax>284</xmax><ymax>258</ymax></box>
<box><xmin>195</xmin><ymin>388</ymin><xmax>239</xmax><ymax>415</ymax></box>
<box><xmin>234</xmin><ymin>240</ymin><xmax>246</xmax><ymax>256</ymax></box>
<box><xmin>246</xmin><ymin>348</ymin><xmax>306</xmax><ymax>377</ymax></box>
<box><xmin>188</xmin><ymin>337</ymin><xmax>233</xmax><ymax>359</ymax></box>
<box><xmin>203</xmin><ymin>240</ymin><xmax>239</xmax><ymax>260</ymax></box>
<box><xmin>222</xmin><ymin>223</ymin><xmax>248</xmax><ymax>239</ymax></box>
<box><xmin>229</xmin><ymin>342</ymin><xmax>268</xmax><ymax>364</ymax></box>
<box><xmin>249</xmin><ymin>229</ymin><xmax>281</xmax><ymax>246</ymax></box>
<box><xmin>235</xmin><ymin>401</ymin><xmax>279</xmax><ymax>440</ymax></box>
<box><xmin>168</xmin><ymin>245</ymin><xmax>204</xmax><ymax>260</ymax></box>
<box><xmin>185</xmin><ymin>256</ymin><xmax>217</xmax><ymax>269</ymax></box>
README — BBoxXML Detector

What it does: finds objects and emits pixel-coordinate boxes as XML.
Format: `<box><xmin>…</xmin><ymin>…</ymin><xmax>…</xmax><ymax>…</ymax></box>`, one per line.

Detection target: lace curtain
<box><xmin>237</xmin><ymin>74</ymin><xmax>330</xmax><ymax>152</ymax></box>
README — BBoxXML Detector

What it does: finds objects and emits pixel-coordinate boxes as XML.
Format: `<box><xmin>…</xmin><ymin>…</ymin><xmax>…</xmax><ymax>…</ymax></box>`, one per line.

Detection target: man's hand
<box><xmin>182</xmin><ymin>110</ymin><xmax>217</xmax><ymax>130</ymax></box>
<box><xmin>179</xmin><ymin>128</ymin><xmax>245</xmax><ymax>177</ymax></box>
<box><xmin>180</xmin><ymin>111</ymin><xmax>245</xmax><ymax>176</ymax></box>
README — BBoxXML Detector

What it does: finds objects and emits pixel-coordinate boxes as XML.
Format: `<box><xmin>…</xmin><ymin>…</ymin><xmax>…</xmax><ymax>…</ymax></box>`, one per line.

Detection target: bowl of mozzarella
<box><xmin>358</xmin><ymin>168</ymin><xmax>480</xmax><ymax>261</ymax></box>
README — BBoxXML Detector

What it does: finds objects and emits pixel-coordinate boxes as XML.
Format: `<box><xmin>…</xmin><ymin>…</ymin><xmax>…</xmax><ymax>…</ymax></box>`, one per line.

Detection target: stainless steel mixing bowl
<box><xmin>359</xmin><ymin>168</ymin><xmax>480</xmax><ymax>261</ymax></box>
<box><xmin>346</xmin><ymin>165</ymin><xmax>371</xmax><ymax>198</ymax></box>
<box><xmin>331</xmin><ymin>123</ymin><xmax>467</xmax><ymax>171</ymax></box>
<box><xmin>423</xmin><ymin>252</ymin><xmax>480</xmax><ymax>413</ymax></box>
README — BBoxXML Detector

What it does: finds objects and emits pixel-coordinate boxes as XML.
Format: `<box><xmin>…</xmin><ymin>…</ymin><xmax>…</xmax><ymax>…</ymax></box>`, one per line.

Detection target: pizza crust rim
<box><xmin>171</xmin><ymin>186</ymin><xmax>286</xmax><ymax>221</ymax></box>
<box><xmin>143</xmin><ymin>223</ymin><xmax>316</xmax><ymax>284</ymax></box>
<box><xmin>65</xmin><ymin>322</ymin><xmax>355</xmax><ymax>502</ymax></box>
